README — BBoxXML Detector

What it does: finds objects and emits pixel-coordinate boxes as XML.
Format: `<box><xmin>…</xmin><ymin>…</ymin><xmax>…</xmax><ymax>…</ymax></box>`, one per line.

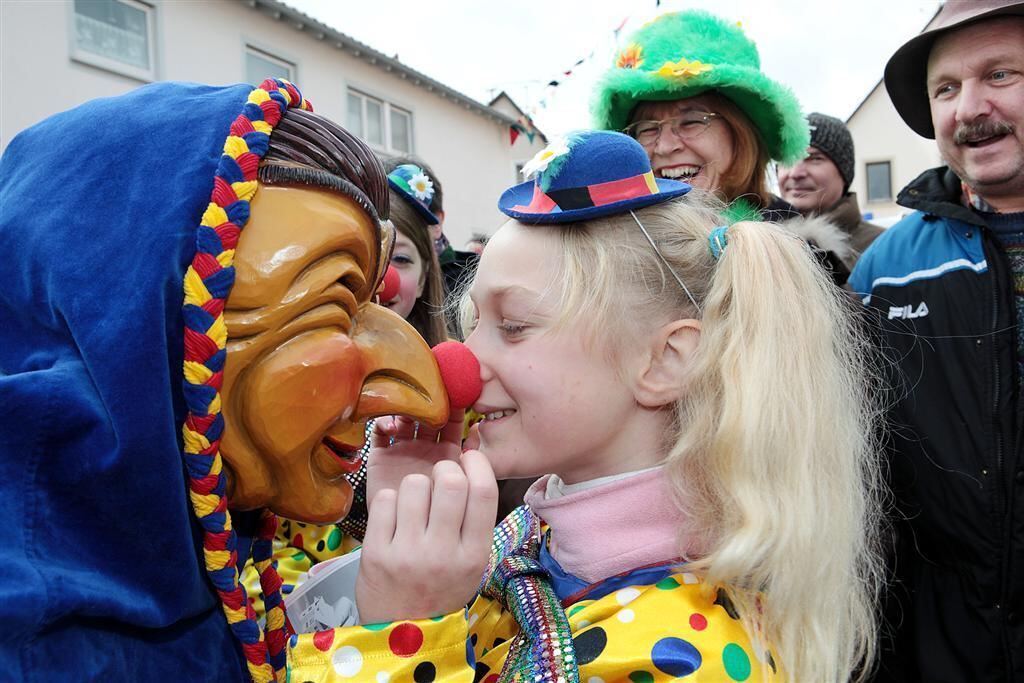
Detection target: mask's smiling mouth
<box><xmin>320</xmin><ymin>435</ymin><xmax>363</xmax><ymax>473</ymax></box>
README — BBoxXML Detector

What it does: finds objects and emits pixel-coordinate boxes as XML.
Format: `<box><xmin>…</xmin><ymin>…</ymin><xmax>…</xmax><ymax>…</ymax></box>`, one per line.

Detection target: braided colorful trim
<box><xmin>481</xmin><ymin>506</ymin><xmax>579</xmax><ymax>683</ymax></box>
<box><xmin>181</xmin><ymin>78</ymin><xmax>311</xmax><ymax>683</ymax></box>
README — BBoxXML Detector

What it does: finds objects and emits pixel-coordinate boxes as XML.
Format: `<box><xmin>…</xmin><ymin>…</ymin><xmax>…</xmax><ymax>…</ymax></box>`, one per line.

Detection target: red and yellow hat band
<box><xmin>512</xmin><ymin>170</ymin><xmax>660</xmax><ymax>214</ymax></box>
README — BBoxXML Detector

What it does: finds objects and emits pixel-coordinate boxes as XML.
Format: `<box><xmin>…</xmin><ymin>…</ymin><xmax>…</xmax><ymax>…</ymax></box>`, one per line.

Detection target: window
<box><xmin>71</xmin><ymin>0</ymin><xmax>155</xmax><ymax>81</ymax></box>
<box><xmin>347</xmin><ymin>89</ymin><xmax>413</xmax><ymax>154</ymax></box>
<box><xmin>245</xmin><ymin>46</ymin><xmax>294</xmax><ymax>86</ymax></box>
<box><xmin>866</xmin><ymin>161</ymin><xmax>892</xmax><ymax>202</ymax></box>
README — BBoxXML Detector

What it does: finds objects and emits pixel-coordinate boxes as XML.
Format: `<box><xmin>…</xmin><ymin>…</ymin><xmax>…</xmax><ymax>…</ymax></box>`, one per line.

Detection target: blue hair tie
<box><xmin>709</xmin><ymin>225</ymin><xmax>729</xmax><ymax>260</ymax></box>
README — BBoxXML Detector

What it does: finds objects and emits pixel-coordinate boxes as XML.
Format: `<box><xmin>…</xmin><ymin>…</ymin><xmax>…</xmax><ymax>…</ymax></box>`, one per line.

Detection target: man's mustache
<box><xmin>953</xmin><ymin>120</ymin><xmax>1014</xmax><ymax>144</ymax></box>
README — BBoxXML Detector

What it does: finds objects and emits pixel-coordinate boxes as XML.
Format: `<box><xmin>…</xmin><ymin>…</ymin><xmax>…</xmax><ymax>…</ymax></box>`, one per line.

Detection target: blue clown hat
<box><xmin>388</xmin><ymin>163</ymin><xmax>440</xmax><ymax>225</ymax></box>
<box><xmin>499</xmin><ymin>130</ymin><xmax>690</xmax><ymax>224</ymax></box>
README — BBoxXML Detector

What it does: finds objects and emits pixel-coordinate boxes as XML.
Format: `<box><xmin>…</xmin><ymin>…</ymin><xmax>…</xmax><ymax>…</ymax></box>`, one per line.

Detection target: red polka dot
<box><xmin>484</xmin><ymin>676</ymin><xmax>500</xmax><ymax>683</ymax></box>
<box><xmin>389</xmin><ymin>622</ymin><xmax>424</xmax><ymax>657</ymax></box>
<box><xmin>312</xmin><ymin>629</ymin><xmax>334</xmax><ymax>651</ymax></box>
<box><xmin>293</xmin><ymin>533</ymin><xmax>304</xmax><ymax>549</ymax></box>
<box><xmin>689</xmin><ymin>613</ymin><xmax>707</xmax><ymax>631</ymax></box>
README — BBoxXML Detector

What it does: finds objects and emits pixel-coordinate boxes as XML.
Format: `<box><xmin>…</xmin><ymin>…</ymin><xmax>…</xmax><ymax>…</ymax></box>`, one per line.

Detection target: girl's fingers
<box><xmin>462</xmin><ymin>422</ymin><xmax>481</xmax><ymax>452</ymax></box>
<box><xmin>363</xmin><ymin>488</ymin><xmax>398</xmax><ymax>550</ymax></box>
<box><xmin>370</xmin><ymin>416</ymin><xmax>398</xmax><ymax>449</ymax></box>
<box><xmin>425</xmin><ymin>459</ymin><xmax>469</xmax><ymax>539</ymax></box>
<box><xmin>391</xmin><ymin>473</ymin><xmax>431</xmax><ymax>546</ymax></box>
<box><xmin>439</xmin><ymin>409</ymin><xmax>468</xmax><ymax>447</ymax></box>
<box><xmin>459</xmin><ymin>450</ymin><xmax>500</xmax><ymax>546</ymax></box>
<box><xmin>389</xmin><ymin>415</ymin><xmax>420</xmax><ymax>440</ymax></box>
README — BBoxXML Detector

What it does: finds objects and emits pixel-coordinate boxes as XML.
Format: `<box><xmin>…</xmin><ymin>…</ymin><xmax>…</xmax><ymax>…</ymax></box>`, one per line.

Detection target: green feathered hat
<box><xmin>592</xmin><ymin>10</ymin><xmax>809</xmax><ymax>164</ymax></box>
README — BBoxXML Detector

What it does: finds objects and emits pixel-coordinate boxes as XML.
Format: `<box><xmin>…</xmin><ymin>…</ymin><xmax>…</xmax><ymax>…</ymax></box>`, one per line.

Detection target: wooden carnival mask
<box><xmin>219</xmin><ymin>183</ymin><xmax>448</xmax><ymax>523</ymax></box>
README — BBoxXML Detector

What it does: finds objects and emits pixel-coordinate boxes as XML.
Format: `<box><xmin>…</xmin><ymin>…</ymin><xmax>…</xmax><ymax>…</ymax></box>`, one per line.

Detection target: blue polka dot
<box><xmin>651</xmin><ymin>637</ymin><xmax>702</xmax><ymax>677</ymax></box>
<box><xmin>466</xmin><ymin>634</ymin><xmax>476</xmax><ymax>667</ymax></box>
<box><xmin>289</xmin><ymin>634</ymin><xmax>298</xmax><ymax>648</ymax></box>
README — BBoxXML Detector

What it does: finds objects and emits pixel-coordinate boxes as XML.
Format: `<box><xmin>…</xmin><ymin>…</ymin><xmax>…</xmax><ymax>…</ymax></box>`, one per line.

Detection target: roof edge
<box><xmin>246</xmin><ymin>0</ymin><xmax>519</xmax><ymax>127</ymax></box>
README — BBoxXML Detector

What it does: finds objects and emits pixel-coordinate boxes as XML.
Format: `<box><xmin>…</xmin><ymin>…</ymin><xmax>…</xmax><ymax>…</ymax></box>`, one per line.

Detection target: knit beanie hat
<box><xmin>591</xmin><ymin>10</ymin><xmax>809</xmax><ymax>164</ymax></box>
<box><xmin>807</xmin><ymin>112</ymin><xmax>855</xmax><ymax>191</ymax></box>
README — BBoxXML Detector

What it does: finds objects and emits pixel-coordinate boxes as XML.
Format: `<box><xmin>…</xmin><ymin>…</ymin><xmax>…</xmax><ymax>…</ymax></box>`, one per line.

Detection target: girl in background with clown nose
<box><xmin>287</xmin><ymin>131</ymin><xmax>883</xmax><ymax>683</ymax></box>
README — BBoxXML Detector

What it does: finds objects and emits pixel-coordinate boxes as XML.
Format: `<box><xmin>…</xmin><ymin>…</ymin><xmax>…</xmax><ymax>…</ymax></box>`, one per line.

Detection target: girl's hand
<box><xmin>365</xmin><ymin>412</ymin><xmax>465</xmax><ymax>509</ymax></box>
<box><xmin>356</xmin><ymin>450</ymin><xmax>499</xmax><ymax>624</ymax></box>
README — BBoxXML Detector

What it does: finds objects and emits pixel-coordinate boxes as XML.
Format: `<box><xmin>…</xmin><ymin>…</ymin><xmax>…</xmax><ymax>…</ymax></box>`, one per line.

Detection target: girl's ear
<box><xmin>633</xmin><ymin>319</ymin><xmax>701</xmax><ymax>408</ymax></box>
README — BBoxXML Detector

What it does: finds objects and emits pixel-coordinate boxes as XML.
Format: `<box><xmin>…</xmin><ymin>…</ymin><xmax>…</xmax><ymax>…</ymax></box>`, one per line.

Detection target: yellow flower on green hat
<box><xmin>616</xmin><ymin>43</ymin><xmax>644</xmax><ymax>69</ymax></box>
<box><xmin>521</xmin><ymin>137</ymin><xmax>570</xmax><ymax>179</ymax></box>
<box><xmin>656</xmin><ymin>58</ymin><xmax>714</xmax><ymax>79</ymax></box>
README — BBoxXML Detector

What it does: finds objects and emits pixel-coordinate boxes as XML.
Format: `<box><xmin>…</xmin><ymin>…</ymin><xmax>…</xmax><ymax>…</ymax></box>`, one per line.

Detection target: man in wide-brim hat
<box><xmin>848</xmin><ymin>2</ymin><xmax>1024</xmax><ymax>681</ymax></box>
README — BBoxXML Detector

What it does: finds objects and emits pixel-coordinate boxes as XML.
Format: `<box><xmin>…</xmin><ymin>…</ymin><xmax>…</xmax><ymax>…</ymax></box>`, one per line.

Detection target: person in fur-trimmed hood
<box><xmin>779</xmin><ymin>113</ymin><xmax>884</xmax><ymax>272</ymax></box>
<box><xmin>592</xmin><ymin>10</ymin><xmax>852</xmax><ymax>284</ymax></box>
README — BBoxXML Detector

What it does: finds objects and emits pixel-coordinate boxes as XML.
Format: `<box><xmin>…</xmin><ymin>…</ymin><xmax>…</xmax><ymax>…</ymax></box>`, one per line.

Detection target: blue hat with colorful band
<box><xmin>499</xmin><ymin>130</ymin><xmax>690</xmax><ymax>224</ymax></box>
<box><xmin>388</xmin><ymin>163</ymin><xmax>440</xmax><ymax>224</ymax></box>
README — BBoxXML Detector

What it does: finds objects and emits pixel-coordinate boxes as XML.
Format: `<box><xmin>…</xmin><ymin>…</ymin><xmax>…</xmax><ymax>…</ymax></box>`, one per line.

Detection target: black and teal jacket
<box><xmin>849</xmin><ymin>167</ymin><xmax>1024</xmax><ymax>683</ymax></box>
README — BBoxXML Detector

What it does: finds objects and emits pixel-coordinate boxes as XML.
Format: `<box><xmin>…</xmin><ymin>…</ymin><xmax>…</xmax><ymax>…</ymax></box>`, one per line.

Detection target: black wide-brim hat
<box><xmin>885</xmin><ymin>0</ymin><xmax>1024</xmax><ymax>139</ymax></box>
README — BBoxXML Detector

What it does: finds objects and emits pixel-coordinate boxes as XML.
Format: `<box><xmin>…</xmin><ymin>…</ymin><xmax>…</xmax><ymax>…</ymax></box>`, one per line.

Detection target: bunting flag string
<box><xmin>504</xmin><ymin>1</ymin><xmax>663</xmax><ymax>145</ymax></box>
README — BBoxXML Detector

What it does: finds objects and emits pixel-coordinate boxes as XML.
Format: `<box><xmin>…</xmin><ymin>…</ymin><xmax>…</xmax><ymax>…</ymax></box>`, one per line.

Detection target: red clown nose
<box><xmin>379</xmin><ymin>266</ymin><xmax>400</xmax><ymax>303</ymax></box>
<box><xmin>431</xmin><ymin>341</ymin><xmax>482</xmax><ymax>411</ymax></box>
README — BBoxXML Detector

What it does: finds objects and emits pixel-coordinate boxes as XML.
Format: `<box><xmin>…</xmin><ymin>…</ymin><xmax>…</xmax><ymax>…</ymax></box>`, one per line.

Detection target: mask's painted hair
<box><xmin>258</xmin><ymin>107</ymin><xmax>394</xmax><ymax>289</ymax></box>
<box><xmin>260</xmin><ymin>108</ymin><xmax>390</xmax><ymax>229</ymax></box>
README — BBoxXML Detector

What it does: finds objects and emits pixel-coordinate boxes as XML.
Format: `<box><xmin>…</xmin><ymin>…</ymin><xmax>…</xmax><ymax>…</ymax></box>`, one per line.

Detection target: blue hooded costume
<box><xmin>0</xmin><ymin>81</ymin><xmax>294</xmax><ymax>681</ymax></box>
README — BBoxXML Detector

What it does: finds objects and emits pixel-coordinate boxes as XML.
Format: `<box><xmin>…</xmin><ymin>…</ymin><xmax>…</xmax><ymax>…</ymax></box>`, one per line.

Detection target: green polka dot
<box><xmin>431</xmin><ymin>615</ymin><xmax>444</xmax><ymax>622</ymax></box>
<box><xmin>362</xmin><ymin>622</ymin><xmax>390</xmax><ymax>631</ymax></box>
<box><xmin>327</xmin><ymin>528</ymin><xmax>342</xmax><ymax>551</ymax></box>
<box><xmin>290</xmin><ymin>550</ymin><xmax>306</xmax><ymax>562</ymax></box>
<box><xmin>723</xmin><ymin>643</ymin><xmax>752</xmax><ymax>681</ymax></box>
<box><xmin>655</xmin><ymin>576</ymin><xmax>680</xmax><ymax>590</ymax></box>
<box><xmin>568</xmin><ymin>604</ymin><xmax>587</xmax><ymax>617</ymax></box>
<box><xmin>629</xmin><ymin>672</ymin><xmax>654</xmax><ymax>683</ymax></box>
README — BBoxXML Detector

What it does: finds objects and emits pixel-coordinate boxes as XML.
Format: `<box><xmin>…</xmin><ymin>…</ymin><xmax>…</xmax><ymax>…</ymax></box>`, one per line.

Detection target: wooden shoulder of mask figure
<box><xmin>219</xmin><ymin>109</ymin><xmax>448</xmax><ymax>524</ymax></box>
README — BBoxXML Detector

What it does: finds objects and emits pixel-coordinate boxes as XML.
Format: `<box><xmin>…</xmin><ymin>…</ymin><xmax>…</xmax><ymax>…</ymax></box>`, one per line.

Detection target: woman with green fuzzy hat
<box><xmin>594</xmin><ymin>10</ymin><xmax>853</xmax><ymax>283</ymax></box>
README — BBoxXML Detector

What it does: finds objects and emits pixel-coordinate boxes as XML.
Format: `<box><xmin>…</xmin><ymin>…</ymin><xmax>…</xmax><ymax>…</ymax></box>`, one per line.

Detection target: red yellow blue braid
<box><xmin>181</xmin><ymin>78</ymin><xmax>311</xmax><ymax>683</ymax></box>
<box><xmin>252</xmin><ymin>509</ymin><xmax>290</xmax><ymax>674</ymax></box>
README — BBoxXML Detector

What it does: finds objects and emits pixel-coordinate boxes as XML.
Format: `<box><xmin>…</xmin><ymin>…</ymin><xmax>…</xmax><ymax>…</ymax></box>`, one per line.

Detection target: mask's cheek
<box><xmin>236</xmin><ymin>329</ymin><xmax>365</xmax><ymax>519</ymax></box>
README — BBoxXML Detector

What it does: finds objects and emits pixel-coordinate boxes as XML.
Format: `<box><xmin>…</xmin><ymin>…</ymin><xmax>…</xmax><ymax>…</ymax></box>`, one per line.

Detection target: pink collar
<box><xmin>524</xmin><ymin>468</ymin><xmax>695</xmax><ymax>585</ymax></box>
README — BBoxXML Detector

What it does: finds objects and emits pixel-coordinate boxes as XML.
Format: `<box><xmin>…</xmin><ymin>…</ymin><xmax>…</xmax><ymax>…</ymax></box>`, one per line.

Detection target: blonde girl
<box><xmin>286</xmin><ymin>131</ymin><xmax>882</xmax><ymax>683</ymax></box>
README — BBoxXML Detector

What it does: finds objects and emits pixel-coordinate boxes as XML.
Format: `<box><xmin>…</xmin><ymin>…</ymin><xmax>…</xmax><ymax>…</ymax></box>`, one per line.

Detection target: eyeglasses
<box><xmin>624</xmin><ymin>112</ymin><xmax>720</xmax><ymax>146</ymax></box>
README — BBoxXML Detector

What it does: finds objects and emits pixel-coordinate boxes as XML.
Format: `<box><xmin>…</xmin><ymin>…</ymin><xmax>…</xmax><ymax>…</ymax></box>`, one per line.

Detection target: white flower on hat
<box><xmin>408</xmin><ymin>172</ymin><xmax>434</xmax><ymax>202</ymax></box>
<box><xmin>521</xmin><ymin>137</ymin><xmax>570</xmax><ymax>179</ymax></box>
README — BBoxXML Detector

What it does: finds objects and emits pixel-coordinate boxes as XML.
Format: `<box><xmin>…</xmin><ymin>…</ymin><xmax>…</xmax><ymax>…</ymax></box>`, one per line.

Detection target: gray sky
<box><xmin>285</xmin><ymin>0</ymin><xmax>941</xmax><ymax>137</ymax></box>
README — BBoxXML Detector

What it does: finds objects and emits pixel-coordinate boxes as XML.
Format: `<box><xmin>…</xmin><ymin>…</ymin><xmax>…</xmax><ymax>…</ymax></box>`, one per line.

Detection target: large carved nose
<box><xmin>350</xmin><ymin>302</ymin><xmax>449</xmax><ymax>428</ymax></box>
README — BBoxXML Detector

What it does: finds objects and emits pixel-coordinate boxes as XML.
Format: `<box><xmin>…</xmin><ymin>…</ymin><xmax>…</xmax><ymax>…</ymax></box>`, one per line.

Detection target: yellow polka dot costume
<box><xmin>286</xmin><ymin>506</ymin><xmax>780</xmax><ymax>682</ymax></box>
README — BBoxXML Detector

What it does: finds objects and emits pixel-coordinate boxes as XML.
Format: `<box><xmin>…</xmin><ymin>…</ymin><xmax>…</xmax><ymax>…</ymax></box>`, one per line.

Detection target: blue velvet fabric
<box><xmin>0</xmin><ymin>82</ymin><xmax>260</xmax><ymax>681</ymax></box>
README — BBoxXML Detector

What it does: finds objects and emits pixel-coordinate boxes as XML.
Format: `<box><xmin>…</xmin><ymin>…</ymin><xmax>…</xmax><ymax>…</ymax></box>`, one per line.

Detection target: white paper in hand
<box><xmin>285</xmin><ymin>548</ymin><xmax>362</xmax><ymax>632</ymax></box>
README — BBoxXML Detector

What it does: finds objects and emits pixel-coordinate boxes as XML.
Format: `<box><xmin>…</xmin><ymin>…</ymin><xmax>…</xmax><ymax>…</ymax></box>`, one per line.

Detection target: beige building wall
<box><xmin>845</xmin><ymin>6</ymin><xmax>943</xmax><ymax>225</ymax></box>
<box><xmin>846</xmin><ymin>80</ymin><xmax>942</xmax><ymax>224</ymax></box>
<box><xmin>0</xmin><ymin>0</ymin><xmax>547</xmax><ymax>248</ymax></box>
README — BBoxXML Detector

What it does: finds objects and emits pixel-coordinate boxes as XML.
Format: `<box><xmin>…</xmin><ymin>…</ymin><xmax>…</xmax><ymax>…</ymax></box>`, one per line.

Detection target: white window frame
<box><xmin>346</xmin><ymin>88</ymin><xmax>415</xmax><ymax>155</ymax></box>
<box><xmin>865</xmin><ymin>160</ymin><xmax>893</xmax><ymax>203</ymax></box>
<box><xmin>68</xmin><ymin>0</ymin><xmax>157</xmax><ymax>82</ymax></box>
<box><xmin>244</xmin><ymin>43</ymin><xmax>296</xmax><ymax>86</ymax></box>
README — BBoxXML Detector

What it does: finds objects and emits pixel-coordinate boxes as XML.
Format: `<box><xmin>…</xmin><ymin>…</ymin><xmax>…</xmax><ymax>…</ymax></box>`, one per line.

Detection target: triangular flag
<box><xmin>510</xmin><ymin>126</ymin><xmax>520</xmax><ymax>145</ymax></box>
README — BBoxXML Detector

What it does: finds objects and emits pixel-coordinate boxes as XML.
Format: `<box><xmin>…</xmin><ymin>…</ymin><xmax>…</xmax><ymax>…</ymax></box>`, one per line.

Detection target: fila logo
<box><xmin>888</xmin><ymin>302</ymin><xmax>930</xmax><ymax>320</ymax></box>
